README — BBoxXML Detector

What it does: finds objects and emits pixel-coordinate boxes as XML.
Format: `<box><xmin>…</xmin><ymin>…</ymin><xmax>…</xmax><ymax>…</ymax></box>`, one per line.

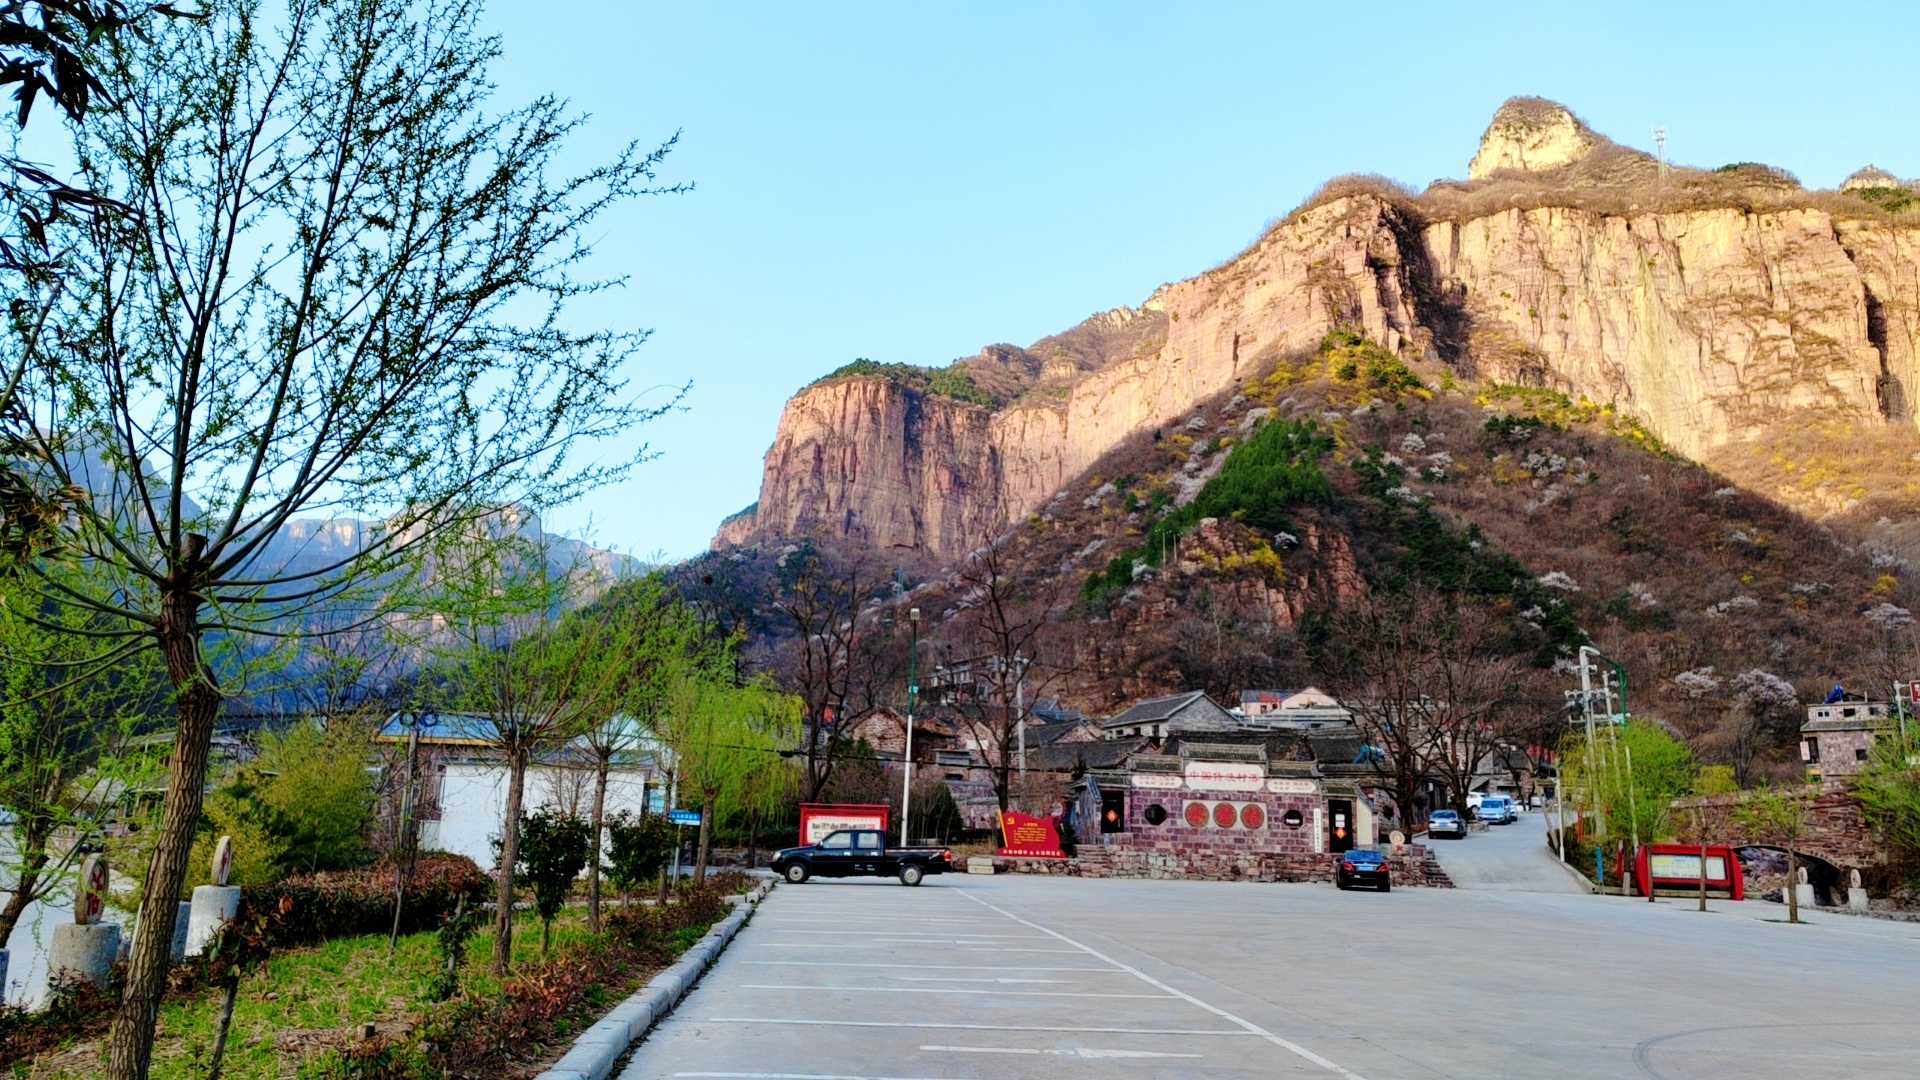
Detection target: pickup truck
<box><xmin>771</xmin><ymin>829</ymin><xmax>954</xmax><ymax>886</ymax></box>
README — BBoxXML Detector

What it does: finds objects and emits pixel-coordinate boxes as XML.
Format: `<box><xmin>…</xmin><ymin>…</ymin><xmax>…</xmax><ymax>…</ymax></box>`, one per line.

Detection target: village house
<box><xmin>1236</xmin><ymin>687</ymin><xmax>1354</xmax><ymax>730</ymax></box>
<box><xmin>374</xmin><ymin>711</ymin><xmax>667</xmax><ymax>871</ymax></box>
<box><xmin>1800</xmin><ymin>697</ymin><xmax>1898</xmax><ymax>779</ymax></box>
<box><xmin>1100</xmin><ymin>690</ymin><xmax>1238</xmax><ymax>740</ymax></box>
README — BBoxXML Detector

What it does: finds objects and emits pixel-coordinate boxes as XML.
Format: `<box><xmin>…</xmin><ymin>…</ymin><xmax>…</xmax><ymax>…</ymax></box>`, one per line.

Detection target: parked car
<box><xmin>1335</xmin><ymin>849</ymin><xmax>1391</xmax><ymax>892</ymax></box>
<box><xmin>1478</xmin><ymin>796</ymin><xmax>1518</xmax><ymax>824</ymax></box>
<box><xmin>1426</xmin><ymin>809</ymin><xmax>1465</xmax><ymax>839</ymax></box>
<box><xmin>771</xmin><ymin>829</ymin><xmax>954</xmax><ymax>886</ymax></box>
<box><xmin>1466</xmin><ymin>791</ymin><xmax>1487</xmax><ymax>811</ymax></box>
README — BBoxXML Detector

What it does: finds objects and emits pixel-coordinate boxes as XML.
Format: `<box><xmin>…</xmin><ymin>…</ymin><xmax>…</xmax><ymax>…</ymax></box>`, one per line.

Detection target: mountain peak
<box><xmin>1468</xmin><ymin>97</ymin><xmax>1604</xmax><ymax>180</ymax></box>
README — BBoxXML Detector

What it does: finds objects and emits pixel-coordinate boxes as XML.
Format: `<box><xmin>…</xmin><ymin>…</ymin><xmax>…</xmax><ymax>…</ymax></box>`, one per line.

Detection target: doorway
<box><xmin>1327</xmin><ymin>798</ymin><xmax>1354</xmax><ymax>853</ymax></box>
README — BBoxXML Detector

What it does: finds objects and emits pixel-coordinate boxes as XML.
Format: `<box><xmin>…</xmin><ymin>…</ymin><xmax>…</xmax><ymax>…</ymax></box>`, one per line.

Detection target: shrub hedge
<box><xmin>239</xmin><ymin>853</ymin><xmax>491</xmax><ymax>949</ymax></box>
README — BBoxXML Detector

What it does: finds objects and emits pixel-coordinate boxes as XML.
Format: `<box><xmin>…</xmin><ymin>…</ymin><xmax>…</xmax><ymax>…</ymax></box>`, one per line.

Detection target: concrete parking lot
<box><xmin>619</xmin><ymin>867</ymin><xmax>1920</xmax><ymax>1079</ymax></box>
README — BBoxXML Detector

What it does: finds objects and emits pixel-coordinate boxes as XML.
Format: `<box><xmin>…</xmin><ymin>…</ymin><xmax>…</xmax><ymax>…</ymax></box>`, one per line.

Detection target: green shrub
<box><xmin>1323</xmin><ymin>330</ymin><xmax>1425</xmax><ymax>396</ymax></box>
<box><xmin>517</xmin><ymin>809</ymin><xmax>593</xmax><ymax>952</ymax></box>
<box><xmin>605</xmin><ymin>811</ymin><xmax>676</xmax><ymax>899</ymax></box>
<box><xmin>820</xmin><ymin>358</ymin><xmax>995</xmax><ymax>406</ymax></box>
<box><xmin>239</xmin><ymin>853</ymin><xmax>490</xmax><ymax>949</ymax></box>
<box><xmin>194</xmin><ymin>718</ymin><xmax>378</xmax><ymax>886</ymax></box>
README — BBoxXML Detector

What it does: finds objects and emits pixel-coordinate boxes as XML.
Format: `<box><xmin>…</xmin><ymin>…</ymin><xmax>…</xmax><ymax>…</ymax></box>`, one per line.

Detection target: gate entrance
<box><xmin>1100</xmin><ymin>790</ymin><xmax>1126</xmax><ymax>833</ymax></box>
<box><xmin>1327</xmin><ymin>798</ymin><xmax>1354</xmax><ymax>853</ymax></box>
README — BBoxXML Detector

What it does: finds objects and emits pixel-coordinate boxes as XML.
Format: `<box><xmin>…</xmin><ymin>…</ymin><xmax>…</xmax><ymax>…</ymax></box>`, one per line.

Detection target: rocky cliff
<box><xmin>718</xmin><ymin>98</ymin><xmax>1920</xmax><ymax>558</ymax></box>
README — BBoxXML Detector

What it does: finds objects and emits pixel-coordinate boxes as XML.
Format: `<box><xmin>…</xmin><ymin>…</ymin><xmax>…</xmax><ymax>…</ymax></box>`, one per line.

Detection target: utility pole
<box><xmin>1015</xmin><ymin>653</ymin><xmax>1027</xmax><ymax>787</ymax></box>
<box><xmin>1654</xmin><ymin>126</ymin><xmax>1668</xmax><ymax>184</ymax></box>
<box><xmin>899</xmin><ymin>608</ymin><xmax>920</xmax><ymax>847</ymax></box>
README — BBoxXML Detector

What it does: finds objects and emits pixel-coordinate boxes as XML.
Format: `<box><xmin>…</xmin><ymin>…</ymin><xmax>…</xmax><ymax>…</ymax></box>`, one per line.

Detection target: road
<box><xmin>1424</xmin><ymin>809</ymin><xmax>1588</xmax><ymax>893</ymax></box>
<box><xmin>619</xmin><ymin>870</ymin><xmax>1920</xmax><ymax>1080</ymax></box>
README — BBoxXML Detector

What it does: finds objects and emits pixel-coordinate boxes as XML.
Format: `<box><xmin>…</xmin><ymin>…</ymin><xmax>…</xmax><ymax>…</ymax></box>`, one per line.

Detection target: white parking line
<box><xmin>740</xmin><ymin>961</ymin><xmax>1118</xmax><ymax>972</ymax></box>
<box><xmin>740</xmin><ymin>984</ymin><xmax>1177</xmax><ymax>999</ymax></box>
<box><xmin>703</xmin><ymin>1018</ymin><xmax>1258</xmax><ymax>1036</ymax></box>
<box><xmin>894</xmin><ymin>976</ymin><xmax>1072</xmax><ymax>983</ymax></box>
<box><xmin>752</xmin><ymin>943</ymin><xmax>1083</xmax><ymax>953</ymax></box>
<box><xmin>674</xmin><ymin>1074</ymin><xmax>954</xmax><ymax>1080</ymax></box>
<box><xmin>956</xmin><ymin>890</ymin><xmax>1374</xmax><ymax>1080</ymax></box>
<box><xmin>922</xmin><ymin>1044</ymin><xmax>1204</xmax><ymax>1059</ymax></box>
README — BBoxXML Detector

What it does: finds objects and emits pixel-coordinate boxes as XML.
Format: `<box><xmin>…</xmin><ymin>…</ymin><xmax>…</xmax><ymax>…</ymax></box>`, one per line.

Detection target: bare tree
<box><xmin>769</xmin><ymin>542</ymin><xmax>890</xmax><ymax>800</ymax></box>
<box><xmin>1413</xmin><ymin>601</ymin><xmax>1528</xmax><ymax>813</ymax></box>
<box><xmin>942</xmin><ymin>534</ymin><xmax>1067</xmax><ymax>816</ymax></box>
<box><xmin>1323</xmin><ymin>590</ymin><xmax>1442</xmax><ymax>829</ymax></box>
<box><xmin>26</xmin><ymin>5</ymin><xmax>685</xmax><ymax>1067</ymax></box>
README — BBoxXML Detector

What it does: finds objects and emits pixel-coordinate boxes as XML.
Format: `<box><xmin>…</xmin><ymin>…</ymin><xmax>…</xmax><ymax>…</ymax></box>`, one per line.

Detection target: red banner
<box><xmin>996</xmin><ymin>810</ymin><xmax>1065</xmax><ymax>859</ymax></box>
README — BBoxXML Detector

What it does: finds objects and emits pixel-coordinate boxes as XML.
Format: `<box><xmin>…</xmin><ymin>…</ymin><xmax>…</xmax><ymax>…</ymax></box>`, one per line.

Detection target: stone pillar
<box><xmin>185</xmin><ymin>885</ymin><xmax>241</xmax><ymax>957</ymax></box>
<box><xmin>187</xmin><ymin>834</ymin><xmax>241</xmax><ymax>957</ymax></box>
<box><xmin>1847</xmin><ymin>869</ymin><xmax>1869</xmax><ymax>912</ymax></box>
<box><xmin>49</xmin><ymin>922</ymin><xmax>120</xmax><ymax>990</ymax></box>
<box><xmin>1793</xmin><ymin>867</ymin><xmax>1816</xmax><ymax>909</ymax></box>
<box><xmin>172</xmin><ymin>900</ymin><xmax>193</xmax><ymax>961</ymax></box>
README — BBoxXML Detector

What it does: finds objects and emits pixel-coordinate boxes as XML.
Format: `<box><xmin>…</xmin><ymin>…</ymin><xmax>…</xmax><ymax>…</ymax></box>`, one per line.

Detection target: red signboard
<box><xmin>1632</xmin><ymin>843</ymin><xmax>1745</xmax><ymax>901</ymax></box>
<box><xmin>996</xmin><ymin>810</ymin><xmax>1065</xmax><ymax>859</ymax></box>
<box><xmin>1909</xmin><ymin>680</ymin><xmax>1920</xmax><ymax>706</ymax></box>
<box><xmin>798</xmin><ymin>803</ymin><xmax>890</xmax><ymax>845</ymax></box>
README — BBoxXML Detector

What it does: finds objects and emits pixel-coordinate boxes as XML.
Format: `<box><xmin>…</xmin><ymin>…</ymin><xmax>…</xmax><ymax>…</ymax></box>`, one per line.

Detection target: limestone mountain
<box><xmin>717</xmin><ymin>98</ymin><xmax>1920</xmax><ymax>561</ymax></box>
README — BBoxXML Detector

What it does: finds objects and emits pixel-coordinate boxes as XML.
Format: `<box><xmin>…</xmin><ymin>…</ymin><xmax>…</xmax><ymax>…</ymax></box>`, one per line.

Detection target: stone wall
<box><xmin>1004</xmin><ymin>840</ymin><xmax>1452</xmax><ymax>887</ymax></box>
<box><xmin>1672</xmin><ymin>780</ymin><xmax>1882</xmax><ymax>870</ymax></box>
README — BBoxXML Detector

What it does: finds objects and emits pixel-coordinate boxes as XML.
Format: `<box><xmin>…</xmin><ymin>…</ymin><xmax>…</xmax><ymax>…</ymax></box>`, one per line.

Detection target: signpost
<box><xmin>666</xmin><ymin>809</ymin><xmax>701</xmax><ymax>886</ymax></box>
<box><xmin>994</xmin><ymin>810</ymin><xmax>1065</xmax><ymax>859</ymax></box>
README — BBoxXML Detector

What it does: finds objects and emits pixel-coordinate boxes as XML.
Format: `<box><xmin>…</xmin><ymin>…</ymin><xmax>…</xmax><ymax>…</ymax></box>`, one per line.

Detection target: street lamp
<box><xmin>899</xmin><ymin>608</ymin><xmax>920</xmax><ymax>847</ymax></box>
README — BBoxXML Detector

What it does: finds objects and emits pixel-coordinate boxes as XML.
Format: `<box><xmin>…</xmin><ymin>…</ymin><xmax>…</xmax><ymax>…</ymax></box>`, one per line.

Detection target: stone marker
<box><xmin>186</xmin><ymin>835</ymin><xmax>242</xmax><ymax>957</ymax></box>
<box><xmin>50</xmin><ymin>854</ymin><xmax>120</xmax><ymax>990</ymax></box>
<box><xmin>966</xmin><ymin>855</ymin><xmax>996</xmax><ymax>875</ymax></box>
<box><xmin>1847</xmin><ymin>868</ymin><xmax>1869</xmax><ymax>912</ymax></box>
<box><xmin>1389</xmin><ymin>829</ymin><xmax>1406</xmax><ymax>854</ymax></box>
<box><xmin>1793</xmin><ymin>865</ymin><xmax>1817</xmax><ymax>910</ymax></box>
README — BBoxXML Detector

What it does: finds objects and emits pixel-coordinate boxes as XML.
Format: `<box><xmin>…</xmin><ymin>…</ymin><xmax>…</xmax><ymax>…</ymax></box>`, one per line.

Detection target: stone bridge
<box><xmin>1671</xmin><ymin>780</ymin><xmax>1880</xmax><ymax>871</ymax></box>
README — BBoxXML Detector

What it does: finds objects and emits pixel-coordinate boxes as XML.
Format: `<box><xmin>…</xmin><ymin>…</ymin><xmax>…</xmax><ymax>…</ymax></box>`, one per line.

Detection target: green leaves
<box><xmin>515</xmin><ymin>807</ymin><xmax>591</xmax><ymax>942</ymax></box>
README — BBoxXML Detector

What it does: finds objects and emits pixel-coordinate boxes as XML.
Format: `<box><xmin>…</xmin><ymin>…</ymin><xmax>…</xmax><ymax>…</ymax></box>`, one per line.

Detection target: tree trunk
<box><xmin>1698</xmin><ymin>839</ymin><xmax>1708</xmax><ymax>912</ymax></box>
<box><xmin>693</xmin><ymin>802</ymin><xmax>710</xmax><ymax>886</ymax></box>
<box><xmin>490</xmin><ymin>748</ymin><xmax>529</xmax><ymax>976</ymax></box>
<box><xmin>206</xmin><ymin>977</ymin><xmax>240</xmax><ymax>1080</ymax></box>
<box><xmin>108</xmin><ymin>567</ymin><xmax>219</xmax><ymax>1080</ymax></box>
<box><xmin>746</xmin><ymin>807</ymin><xmax>759</xmax><ymax>870</ymax></box>
<box><xmin>1786</xmin><ymin>848</ymin><xmax>1800</xmax><ymax>924</ymax></box>
<box><xmin>0</xmin><ymin>823</ymin><xmax>50</xmax><ymax>945</ymax></box>
<box><xmin>587</xmin><ymin>756</ymin><xmax>609</xmax><ymax>934</ymax></box>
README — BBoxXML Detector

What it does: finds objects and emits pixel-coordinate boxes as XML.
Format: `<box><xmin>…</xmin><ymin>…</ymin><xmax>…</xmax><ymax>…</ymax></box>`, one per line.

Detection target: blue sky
<box><xmin>488</xmin><ymin>2</ymin><xmax>1920</xmax><ymax>560</ymax></box>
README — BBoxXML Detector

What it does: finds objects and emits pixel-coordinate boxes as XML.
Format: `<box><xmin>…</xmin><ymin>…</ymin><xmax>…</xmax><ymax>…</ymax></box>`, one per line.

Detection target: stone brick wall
<box><xmin>1672</xmin><ymin>780</ymin><xmax>1883</xmax><ymax>870</ymax></box>
<box><xmin>1003</xmin><ymin>839</ymin><xmax>1452</xmax><ymax>887</ymax></box>
<box><xmin>1122</xmin><ymin>785</ymin><xmax>1324</xmax><ymax>854</ymax></box>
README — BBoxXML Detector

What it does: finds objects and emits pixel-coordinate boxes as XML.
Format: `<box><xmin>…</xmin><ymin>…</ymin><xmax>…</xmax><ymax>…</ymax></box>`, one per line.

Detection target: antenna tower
<box><xmin>1654</xmin><ymin>126</ymin><xmax>1668</xmax><ymax>184</ymax></box>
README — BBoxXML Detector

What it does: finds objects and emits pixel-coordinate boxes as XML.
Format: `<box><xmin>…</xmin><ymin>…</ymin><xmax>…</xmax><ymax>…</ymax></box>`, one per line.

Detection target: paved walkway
<box><xmin>1424</xmin><ymin>808</ymin><xmax>1588</xmax><ymax>893</ymax></box>
<box><xmin>619</xmin><ymin>869</ymin><xmax>1920</xmax><ymax>1079</ymax></box>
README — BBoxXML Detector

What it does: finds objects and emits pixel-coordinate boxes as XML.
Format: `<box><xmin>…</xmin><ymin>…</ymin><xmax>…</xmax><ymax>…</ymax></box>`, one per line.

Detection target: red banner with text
<box><xmin>996</xmin><ymin>810</ymin><xmax>1065</xmax><ymax>859</ymax></box>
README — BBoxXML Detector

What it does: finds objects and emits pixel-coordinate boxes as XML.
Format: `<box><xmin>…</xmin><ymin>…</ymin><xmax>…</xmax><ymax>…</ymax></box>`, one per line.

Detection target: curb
<box><xmin>533</xmin><ymin>877</ymin><xmax>775</xmax><ymax>1080</ymax></box>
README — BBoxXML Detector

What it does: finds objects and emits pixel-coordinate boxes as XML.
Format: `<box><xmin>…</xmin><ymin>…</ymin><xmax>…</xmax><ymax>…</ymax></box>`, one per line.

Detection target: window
<box><xmin>1856</xmin><ymin>747</ymin><xmax>1870</xmax><ymax>762</ymax></box>
<box><xmin>855</xmin><ymin>832</ymin><xmax>881</xmax><ymax>850</ymax></box>
<box><xmin>820</xmin><ymin>832</ymin><xmax>851</xmax><ymax>850</ymax></box>
<box><xmin>1843</xmin><ymin>707</ymin><xmax>1858</xmax><ymax>718</ymax></box>
<box><xmin>1804</xmin><ymin>737</ymin><xmax>1820</xmax><ymax>763</ymax></box>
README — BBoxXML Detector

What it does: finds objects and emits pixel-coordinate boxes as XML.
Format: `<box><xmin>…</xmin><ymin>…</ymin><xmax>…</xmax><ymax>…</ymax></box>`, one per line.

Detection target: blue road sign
<box><xmin>667</xmin><ymin>809</ymin><xmax>702</xmax><ymax>826</ymax></box>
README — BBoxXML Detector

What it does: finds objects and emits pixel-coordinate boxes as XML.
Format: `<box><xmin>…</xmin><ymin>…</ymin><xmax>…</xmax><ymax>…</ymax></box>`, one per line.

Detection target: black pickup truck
<box><xmin>771</xmin><ymin>829</ymin><xmax>954</xmax><ymax>886</ymax></box>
